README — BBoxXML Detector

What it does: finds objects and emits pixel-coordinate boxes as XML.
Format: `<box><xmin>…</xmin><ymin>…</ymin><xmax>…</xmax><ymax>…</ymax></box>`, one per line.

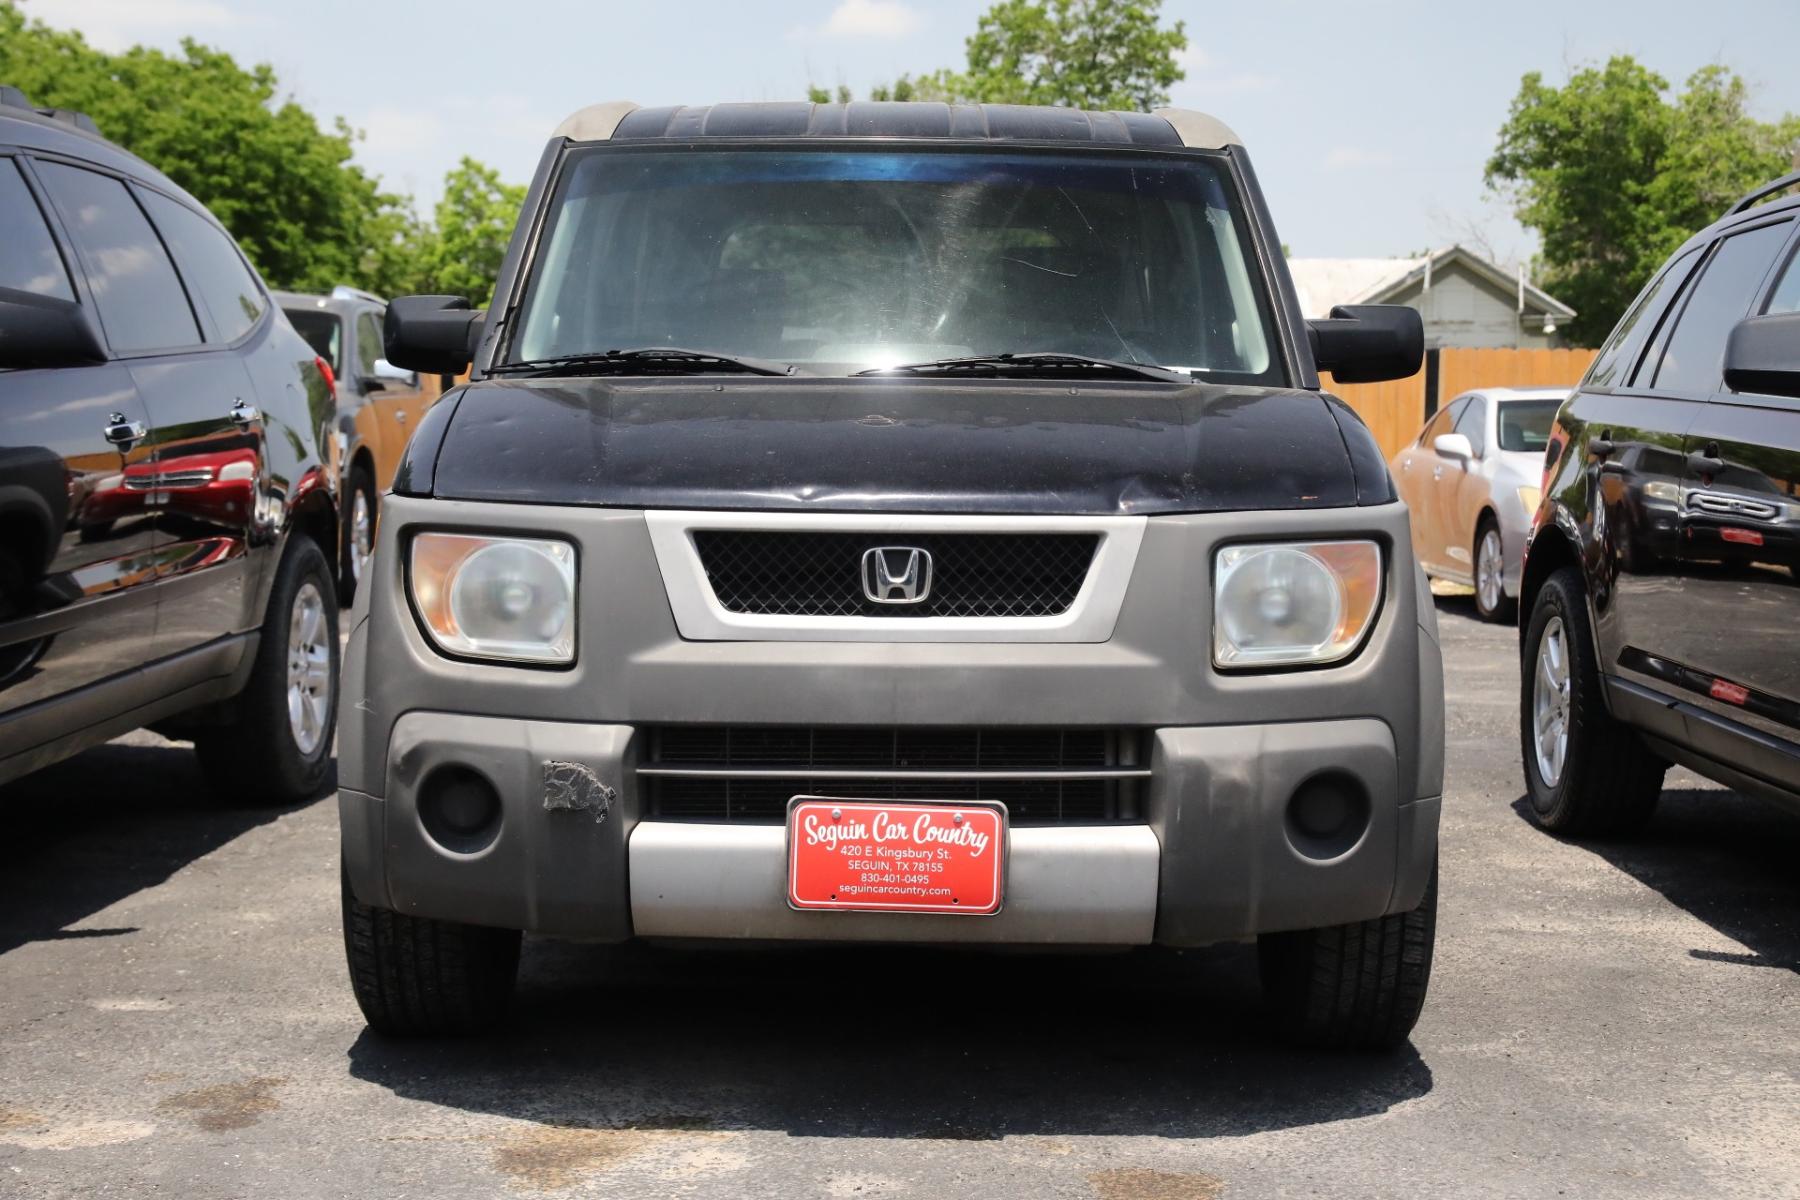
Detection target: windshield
<box><xmin>1496</xmin><ymin>399</ymin><xmax>1561</xmax><ymax>452</ymax></box>
<box><xmin>510</xmin><ymin>147</ymin><xmax>1279</xmax><ymax>381</ymax></box>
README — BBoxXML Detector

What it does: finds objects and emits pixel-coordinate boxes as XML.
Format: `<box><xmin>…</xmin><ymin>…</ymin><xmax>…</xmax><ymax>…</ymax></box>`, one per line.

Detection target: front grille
<box><xmin>640</xmin><ymin>726</ymin><xmax>1145</xmax><ymax>825</ymax></box>
<box><xmin>693</xmin><ymin>531</ymin><xmax>1099</xmax><ymax>617</ymax></box>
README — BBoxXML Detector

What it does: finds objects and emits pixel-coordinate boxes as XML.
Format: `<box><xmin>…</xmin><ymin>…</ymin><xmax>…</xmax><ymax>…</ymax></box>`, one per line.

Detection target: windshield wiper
<box><xmin>491</xmin><ymin>347</ymin><xmax>799</xmax><ymax>378</ymax></box>
<box><xmin>855</xmin><ymin>352</ymin><xmax>1187</xmax><ymax>383</ymax></box>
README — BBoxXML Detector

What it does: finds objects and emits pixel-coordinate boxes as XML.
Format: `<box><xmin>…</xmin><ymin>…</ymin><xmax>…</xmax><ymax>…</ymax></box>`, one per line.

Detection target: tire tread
<box><xmin>1260</xmin><ymin>864</ymin><xmax>1437</xmax><ymax>1050</ymax></box>
<box><xmin>341</xmin><ymin>868</ymin><xmax>520</xmax><ymax>1037</ymax></box>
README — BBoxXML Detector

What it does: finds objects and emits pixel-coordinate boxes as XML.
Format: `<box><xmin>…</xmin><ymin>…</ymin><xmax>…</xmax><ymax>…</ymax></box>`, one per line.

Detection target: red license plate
<box><xmin>787</xmin><ymin>798</ymin><xmax>1006</xmax><ymax>915</ymax></box>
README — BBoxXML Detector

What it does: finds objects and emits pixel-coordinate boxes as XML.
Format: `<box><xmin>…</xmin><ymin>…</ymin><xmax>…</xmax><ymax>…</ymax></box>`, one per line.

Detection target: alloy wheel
<box><xmin>1532</xmin><ymin>615</ymin><xmax>1571</xmax><ymax>787</ymax></box>
<box><xmin>286</xmin><ymin>580</ymin><xmax>331</xmax><ymax>755</ymax></box>
<box><xmin>1477</xmin><ymin>527</ymin><xmax>1504</xmax><ymax>614</ymax></box>
<box><xmin>351</xmin><ymin>489</ymin><xmax>374</xmax><ymax>585</ymax></box>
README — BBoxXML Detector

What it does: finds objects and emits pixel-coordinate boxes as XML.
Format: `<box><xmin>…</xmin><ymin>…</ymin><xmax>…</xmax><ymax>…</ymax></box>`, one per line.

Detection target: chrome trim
<box><xmin>643</xmin><ymin>510</ymin><xmax>1147</xmax><ymax>643</ymax></box>
<box><xmin>629</xmin><ymin>821</ymin><xmax>1160</xmax><ymax>943</ymax></box>
<box><xmin>637</xmin><ymin>766</ymin><xmax>1153</xmax><ymax>780</ymax></box>
<box><xmin>1690</xmin><ymin>491</ymin><xmax>1782</xmax><ymax>522</ymax></box>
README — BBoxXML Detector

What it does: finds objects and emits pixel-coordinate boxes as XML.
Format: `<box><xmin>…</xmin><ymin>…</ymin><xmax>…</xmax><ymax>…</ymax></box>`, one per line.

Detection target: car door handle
<box><xmin>1432</xmin><ymin>466</ymin><xmax>1444</xmax><ymax>480</ymax></box>
<box><xmin>229</xmin><ymin>400</ymin><xmax>260</xmax><ymax>427</ymax></box>
<box><xmin>103</xmin><ymin>413</ymin><xmax>147</xmax><ymax>446</ymax></box>
<box><xmin>395</xmin><ymin>409</ymin><xmax>407</xmax><ymax>424</ymax></box>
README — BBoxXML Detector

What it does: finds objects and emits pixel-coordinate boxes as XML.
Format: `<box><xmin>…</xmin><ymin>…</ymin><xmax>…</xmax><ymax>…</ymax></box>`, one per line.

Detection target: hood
<box><xmin>399</xmin><ymin>377</ymin><xmax>1394</xmax><ymax>515</ymax></box>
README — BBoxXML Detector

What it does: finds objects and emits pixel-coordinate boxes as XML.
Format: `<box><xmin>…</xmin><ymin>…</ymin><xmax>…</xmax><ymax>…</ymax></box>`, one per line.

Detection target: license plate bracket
<box><xmin>786</xmin><ymin>797</ymin><xmax>1006</xmax><ymax>915</ymax></box>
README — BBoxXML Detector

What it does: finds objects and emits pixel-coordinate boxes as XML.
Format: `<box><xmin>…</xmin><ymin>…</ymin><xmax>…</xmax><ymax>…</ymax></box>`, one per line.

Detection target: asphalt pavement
<box><xmin>2</xmin><ymin>593</ymin><xmax>1797</xmax><ymax>1199</ymax></box>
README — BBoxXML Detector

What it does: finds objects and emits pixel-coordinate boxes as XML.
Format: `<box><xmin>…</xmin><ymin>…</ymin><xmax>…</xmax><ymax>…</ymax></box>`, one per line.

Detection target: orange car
<box><xmin>279</xmin><ymin>286</ymin><xmax>438</xmax><ymax>602</ymax></box>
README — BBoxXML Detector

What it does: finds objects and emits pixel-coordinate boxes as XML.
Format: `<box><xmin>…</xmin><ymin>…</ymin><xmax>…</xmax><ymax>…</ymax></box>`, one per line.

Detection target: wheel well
<box><xmin>288</xmin><ymin>488</ymin><xmax>337</xmax><ymax>558</ymax></box>
<box><xmin>1520</xmin><ymin>525</ymin><xmax>1577</xmax><ymax>631</ymax></box>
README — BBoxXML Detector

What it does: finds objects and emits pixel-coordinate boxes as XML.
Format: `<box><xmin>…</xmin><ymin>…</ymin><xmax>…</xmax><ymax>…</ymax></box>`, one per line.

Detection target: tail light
<box><xmin>314</xmin><ymin>354</ymin><xmax>337</xmax><ymax>401</ymax></box>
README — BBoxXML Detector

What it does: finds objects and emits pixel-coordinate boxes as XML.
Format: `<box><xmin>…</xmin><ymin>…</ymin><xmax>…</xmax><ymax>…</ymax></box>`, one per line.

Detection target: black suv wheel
<box><xmin>195</xmin><ymin>534</ymin><xmax>339</xmax><ymax>806</ymax></box>
<box><xmin>1519</xmin><ymin>567</ymin><xmax>1664</xmax><ymax>836</ymax></box>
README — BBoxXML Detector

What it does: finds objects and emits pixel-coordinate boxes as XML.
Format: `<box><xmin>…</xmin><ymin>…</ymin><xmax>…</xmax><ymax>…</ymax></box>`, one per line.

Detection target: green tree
<box><xmin>1487</xmin><ymin>57</ymin><xmax>1800</xmax><ymax>345</ymax></box>
<box><xmin>418</xmin><ymin>157</ymin><xmax>527</xmax><ymax>308</ymax></box>
<box><xmin>0</xmin><ymin>2</ymin><xmax>405</xmax><ymax>292</ymax></box>
<box><xmin>809</xmin><ymin>0</ymin><xmax>1185</xmax><ymax>111</ymax></box>
<box><xmin>943</xmin><ymin>0</ymin><xmax>1187</xmax><ymax>110</ymax></box>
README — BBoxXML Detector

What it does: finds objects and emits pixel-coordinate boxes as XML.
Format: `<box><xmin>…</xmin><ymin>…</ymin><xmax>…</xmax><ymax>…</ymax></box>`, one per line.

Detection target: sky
<box><xmin>16</xmin><ymin>0</ymin><xmax>1800</xmax><ymax>272</ymax></box>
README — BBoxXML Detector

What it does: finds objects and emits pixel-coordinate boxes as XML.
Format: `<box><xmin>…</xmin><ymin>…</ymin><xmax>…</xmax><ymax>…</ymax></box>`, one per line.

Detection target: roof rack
<box><xmin>0</xmin><ymin>84</ymin><xmax>100</xmax><ymax>135</ymax></box>
<box><xmin>1728</xmin><ymin>170</ymin><xmax>1800</xmax><ymax>216</ymax></box>
<box><xmin>330</xmin><ymin>284</ymin><xmax>387</xmax><ymax>305</ymax></box>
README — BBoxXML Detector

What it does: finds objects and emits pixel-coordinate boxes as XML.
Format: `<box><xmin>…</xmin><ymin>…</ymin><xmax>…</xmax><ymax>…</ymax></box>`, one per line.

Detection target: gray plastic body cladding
<box><xmin>340</xmin><ymin>494</ymin><xmax>1440</xmax><ymax>943</ymax></box>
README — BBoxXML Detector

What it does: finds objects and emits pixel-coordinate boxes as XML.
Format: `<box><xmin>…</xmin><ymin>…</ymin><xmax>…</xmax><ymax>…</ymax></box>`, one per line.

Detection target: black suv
<box><xmin>1520</xmin><ymin>171</ymin><xmax>1800</xmax><ymax>833</ymax></box>
<box><xmin>0</xmin><ymin>87</ymin><xmax>340</xmax><ymax>802</ymax></box>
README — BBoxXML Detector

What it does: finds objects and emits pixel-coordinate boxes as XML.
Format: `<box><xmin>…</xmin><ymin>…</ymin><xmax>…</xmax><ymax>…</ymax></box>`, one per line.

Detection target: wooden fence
<box><xmin>1328</xmin><ymin>346</ymin><xmax>1599</xmax><ymax>461</ymax></box>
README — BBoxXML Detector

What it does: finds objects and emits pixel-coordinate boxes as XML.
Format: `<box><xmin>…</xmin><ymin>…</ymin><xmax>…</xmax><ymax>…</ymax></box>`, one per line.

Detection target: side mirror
<box><xmin>1433</xmin><ymin>432</ymin><xmax>1474</xmax><ymax>462</ymax></box>
<box><xmin>1724</xmin><ymin>312</ymin><xmax>1800</xmax><ymax>398</ymax></box>
<box><xmin>384</xmin><ymin>295</ymin><xmax>483</xmax><ymax>375</ymax></box>
<box><xmin>0</xmin><ymin>287</ymin><xmax>105</xmax><ymax>369</ymax></box>
<box><xmin>1307</xmin><ymin>304</ymin><xmax>1424</xmax><ymax>385</ymax></box>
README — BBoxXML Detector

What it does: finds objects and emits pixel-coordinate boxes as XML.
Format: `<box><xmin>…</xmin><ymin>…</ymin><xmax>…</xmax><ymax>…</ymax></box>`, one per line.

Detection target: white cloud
<box><xmin>18</xmin><ymin>0</ymin><xmax>240</xmax><ymax>53</ymax></box>
<box><xmin>1324</xmin><ymin>146</ymin><xmax>1396</xmax><ymax>170</ymax></box>
<box><xmin>819</xmin><ymin>0</ymin><xmax>922</xmax><ymax>37</ymax></box>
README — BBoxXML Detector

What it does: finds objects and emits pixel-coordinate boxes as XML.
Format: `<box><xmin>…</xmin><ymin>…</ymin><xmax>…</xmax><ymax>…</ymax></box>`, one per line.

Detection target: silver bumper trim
<box><xmin>628</xmin><ymin>820</ymin><xmax>1161</xmax><ymax>944</ymax></box>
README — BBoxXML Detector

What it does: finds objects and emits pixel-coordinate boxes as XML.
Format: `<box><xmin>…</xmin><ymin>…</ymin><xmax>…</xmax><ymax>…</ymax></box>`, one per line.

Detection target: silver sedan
<box><xmin>1390</xmin><ymin>387</ymin><xmax>1566</xmax><ymax>622</ymax></box>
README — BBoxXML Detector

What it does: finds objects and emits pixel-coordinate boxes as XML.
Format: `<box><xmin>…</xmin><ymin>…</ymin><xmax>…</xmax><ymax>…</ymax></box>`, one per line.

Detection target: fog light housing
<box><xmin>1283</xmin><ymin>771</ymin><xmax>1371</xmax><ymax>861</ymax></box>
<box><xmin>418</xmin><ymin>764</ymin><xmax>502</xmax><ymax>855</ymax></box>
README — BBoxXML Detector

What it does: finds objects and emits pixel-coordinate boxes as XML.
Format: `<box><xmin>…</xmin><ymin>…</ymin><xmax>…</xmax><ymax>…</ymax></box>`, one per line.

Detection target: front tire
<box><xmin>1474</xmin><ymin>517</ymin><xmax>1516</xmax><ymax>623</ymax></box>
<box><xmin>342</xmin><ymin>866</ymin><xmax>521</xmax><ymax>1036</ymax></box>
<box><xmin>1519</xmin><ymin>566</ymin><xmax>1663</xmax><ymax>835</ymax></box>
<box><xmin>1259</xmin><ymin>863</ymin><xmax>1437</xmax><ymax>1051</ymax></box>
<box><xmin>195</xmin><ymin>534</ymin><xmax>338</xmax><ymax>806</ymax></box>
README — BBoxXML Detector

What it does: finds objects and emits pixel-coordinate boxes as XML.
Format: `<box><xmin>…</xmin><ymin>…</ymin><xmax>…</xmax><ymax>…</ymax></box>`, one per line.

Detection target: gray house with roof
<box><xmin>1287</xmin><ymin>245</ymin><xmax>1577</xmax><ymax>350</ymax></box>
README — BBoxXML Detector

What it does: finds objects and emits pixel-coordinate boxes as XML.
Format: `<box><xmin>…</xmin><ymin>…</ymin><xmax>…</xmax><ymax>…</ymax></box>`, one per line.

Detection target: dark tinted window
<box><xmin>1764</xmin><ymin>243</ymin><xmax>1800</xmax><ymax>315</ymax></box>
<box><xmin>1653</xmin><ymin>222</ymin><xmax>1793</xmax><ymax>393</ymax></box>
<box><xmin>1584</xmin><ymin>248</ymin><xmax>1700</xmax><ymax>389</ymax></box>
<box><xmin>36</xmin><ymin>161</ymin><xmax>198</xmax><ymax>352</ymax></box>
<box><xmin>356</xmin><ymin>312</ymin><xmax>384</xmax><ymax>374</ymax></box>
<box><xmin>139</xmin><ymin>189</ymin><xmax>264</xmax><ymax>342</ymax></box>
<box><xmin>0</xmin><ymin>159</ymin><xmax>74</xmax><ymax>300</ymax></box>
<box><xmin>1497</xmin><ymin>399</ymin><xmax>1561</xmax><ymax>453</ymax></box>
<box><xmin>284</xmin><ymin>306</ymin><xmax>340</xmax><ymax>370</ymax></box>
<box><xmin>1453</xmin><ymin>395</ymin><xmax>1487</xmax><ymax>456</ymax></box>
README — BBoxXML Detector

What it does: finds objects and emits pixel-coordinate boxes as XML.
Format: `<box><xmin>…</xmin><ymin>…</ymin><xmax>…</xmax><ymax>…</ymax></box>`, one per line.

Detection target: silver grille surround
<box><xmin>644</xmin><ymin>510</ymin><xmax>1146</xmax><ymax>642</ymax></box>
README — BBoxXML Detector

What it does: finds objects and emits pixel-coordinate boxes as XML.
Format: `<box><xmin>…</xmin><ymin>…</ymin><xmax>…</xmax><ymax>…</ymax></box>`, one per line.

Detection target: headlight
<box><xmin>409</xmin><ymin>533</ymin><xmax>576</xmax><ymax>664</ymax></box>
<box><xmin>1212</xmin><ymin>541</ymin><xmax>1382</xmax><ymax>669</ymax></box>
<box><xmin>1516</xmin><ymin>485</ymin><xmax>1542</xmax><ymax>515</ymax></box>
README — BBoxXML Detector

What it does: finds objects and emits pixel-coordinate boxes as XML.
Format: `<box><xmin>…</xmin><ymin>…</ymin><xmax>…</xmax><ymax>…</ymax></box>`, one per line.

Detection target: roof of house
<box><xmin>1287</xmin><ymin>244</ymin><xmax>1576</xmax><ymax>322</ymax></box>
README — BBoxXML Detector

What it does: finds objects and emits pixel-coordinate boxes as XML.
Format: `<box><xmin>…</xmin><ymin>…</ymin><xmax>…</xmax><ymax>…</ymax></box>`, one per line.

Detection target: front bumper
<box><xmin>339</xmin><ymin>496</ymin><xmax>1444</xmax><ymax>948</ymax></box>
<box><xmin>340</xmin><ymin>708</ymin><xmax>1438</xmax><ymax>947</ymax></box>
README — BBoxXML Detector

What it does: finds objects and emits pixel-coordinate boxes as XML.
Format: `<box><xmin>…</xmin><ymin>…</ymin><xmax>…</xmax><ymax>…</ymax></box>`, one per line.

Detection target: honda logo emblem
<box><xmin>861</xmin><ymin>546</ymin><xmax>932</xmax><ymax>605</ymax></box>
